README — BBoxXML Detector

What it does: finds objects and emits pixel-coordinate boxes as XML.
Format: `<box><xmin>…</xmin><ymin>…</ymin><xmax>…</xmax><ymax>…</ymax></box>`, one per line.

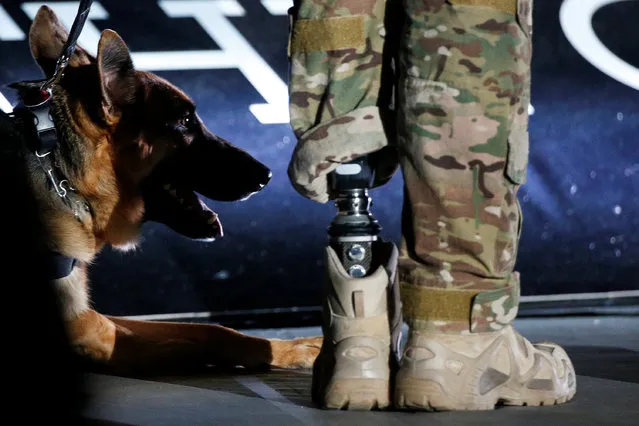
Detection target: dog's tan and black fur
<box><xmin>7</xmin><ymin>6</ymin><xmax>320</xmax><ymax>375</ymax></box>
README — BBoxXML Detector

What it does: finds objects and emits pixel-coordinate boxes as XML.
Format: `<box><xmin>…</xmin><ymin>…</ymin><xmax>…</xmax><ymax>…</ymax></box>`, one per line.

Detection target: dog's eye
<box><xmin>167</xmin><ymin>110</ymin><xmax>196</xmax><ymax>134</ymax></box>
<box><xmin>178</xmin><ymin>114</ymin><xmax>192</xmax><ymax>128</ymax></box>
<box><xmin>173</xmin><ymin>111</ymin><xmax>195</xmax><ymax>132</ymax></box>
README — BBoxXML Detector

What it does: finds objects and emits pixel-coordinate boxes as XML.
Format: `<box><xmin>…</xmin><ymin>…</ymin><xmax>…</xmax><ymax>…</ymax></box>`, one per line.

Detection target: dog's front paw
<box><xmin>269</xmin><ymin>336</ymin><xmax>322</xmax><ymax>369</ymax></box>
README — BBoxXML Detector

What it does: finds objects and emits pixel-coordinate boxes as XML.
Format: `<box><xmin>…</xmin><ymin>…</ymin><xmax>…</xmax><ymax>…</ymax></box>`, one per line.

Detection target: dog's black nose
<box><xmin>257</xmin><ymin>165</ymin><xmax>272</xmax><ymax>189</ymax></box>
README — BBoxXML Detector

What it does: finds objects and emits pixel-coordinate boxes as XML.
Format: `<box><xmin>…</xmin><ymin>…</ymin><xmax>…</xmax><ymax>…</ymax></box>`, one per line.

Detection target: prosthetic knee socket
<box><xmin>327</xmin><ymin>156</ymin><xmax>382</xmax><ymax>278</ymax></box>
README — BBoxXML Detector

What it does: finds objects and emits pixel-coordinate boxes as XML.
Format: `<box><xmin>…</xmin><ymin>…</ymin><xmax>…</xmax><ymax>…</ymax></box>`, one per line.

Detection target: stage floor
<box><xmin>82</xmin><ymin>316</ymin><xmax>639</xmax><ymax>425</ymax></box>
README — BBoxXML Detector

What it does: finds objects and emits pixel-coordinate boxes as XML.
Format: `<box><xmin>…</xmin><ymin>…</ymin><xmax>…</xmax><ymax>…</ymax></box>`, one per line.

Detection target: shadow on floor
<box><xmin>128</xmin><ymin>345</ymin><xmax>638</xmax><ymax>409</ymax></box>
<box><xmin>567</xmin><ymin>346</ymin><xmax>639</xmax><ymax>384</ymax></box>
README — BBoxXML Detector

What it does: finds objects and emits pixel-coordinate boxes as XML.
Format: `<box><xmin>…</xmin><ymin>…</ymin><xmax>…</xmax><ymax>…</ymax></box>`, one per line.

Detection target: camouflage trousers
<box><xmin>287</xmin><ymin>0</ymin><xmax>533</xmax><ymax>334</ymax></box>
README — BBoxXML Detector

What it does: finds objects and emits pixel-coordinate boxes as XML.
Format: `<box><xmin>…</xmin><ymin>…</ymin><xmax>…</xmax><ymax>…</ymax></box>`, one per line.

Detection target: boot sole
<box><xmin>319</xmin><ymin>378</ymin><xmax>390</xmax><ymax>410</ymax></box>
<box><xmin>395</xmin><ymin>377</ymin><xmax>576</xmax><ymax>411</ymax></box>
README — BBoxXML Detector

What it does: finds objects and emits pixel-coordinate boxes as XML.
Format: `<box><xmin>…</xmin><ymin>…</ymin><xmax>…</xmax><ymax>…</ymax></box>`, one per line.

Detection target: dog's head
<box><xmin>23</xmin><ymin>6</ymin><xmax>271</xmax><ymax>249</ymax></box>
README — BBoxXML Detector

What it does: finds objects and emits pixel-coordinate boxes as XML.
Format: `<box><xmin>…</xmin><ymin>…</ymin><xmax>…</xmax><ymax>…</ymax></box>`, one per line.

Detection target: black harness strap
<box><xmin>47</xmin><ymin>252</ymin><xmax>79</xmax><ymax>281</ymax></box>
<box><xmin>12</xmin><ymin>0</ymin><xmax>95</xmax><ymax>281</ymax></box>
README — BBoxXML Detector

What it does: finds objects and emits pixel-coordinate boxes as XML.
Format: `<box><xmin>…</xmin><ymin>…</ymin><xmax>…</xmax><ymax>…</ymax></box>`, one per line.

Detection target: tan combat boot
<box><xmin>312</xmin><ymin>240</ymin><xmax>402</xmax><ymax>410</ymax></box>
<box><xmin>394</xmin><ymin>287</ymin><xmax>577</xmax><ymax>411</ymax></box>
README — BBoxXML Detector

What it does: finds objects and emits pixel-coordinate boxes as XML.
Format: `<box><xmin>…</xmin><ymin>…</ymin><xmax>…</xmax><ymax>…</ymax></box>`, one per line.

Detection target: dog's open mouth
<box><xmin>140</xmin><ymin>135</ymin><xmax>272</xmax><ymax>241</ymax></box>
<box><xmin>142</xmin><ymin>179</ymin><xmax>224</xmax><ymax>241</ymax></box>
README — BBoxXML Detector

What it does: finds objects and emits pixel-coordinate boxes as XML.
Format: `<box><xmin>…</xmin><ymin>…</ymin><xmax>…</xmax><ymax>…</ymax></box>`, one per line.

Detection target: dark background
<box><xmin>0</xmin><ymin>0</ymin><xmax>637</xmax><ymax>321</ymax></box>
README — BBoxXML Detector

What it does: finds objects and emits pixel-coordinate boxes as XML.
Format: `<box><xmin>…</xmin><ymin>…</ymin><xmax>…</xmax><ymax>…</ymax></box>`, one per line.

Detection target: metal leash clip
<box><xmin>45</xmin><ymin>169</ymin><xmax>74</xmax><ymax>198</ymax></box>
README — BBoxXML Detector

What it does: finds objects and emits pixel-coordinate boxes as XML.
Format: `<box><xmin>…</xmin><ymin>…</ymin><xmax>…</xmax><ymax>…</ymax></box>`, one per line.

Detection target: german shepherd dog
<box><xmin>4</xmin><ymin>6</ymin><xmax>321</xmax><ymax>375</ymax></box>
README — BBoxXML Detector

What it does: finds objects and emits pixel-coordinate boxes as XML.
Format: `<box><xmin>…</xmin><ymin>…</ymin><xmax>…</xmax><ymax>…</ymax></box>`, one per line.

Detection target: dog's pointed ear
<box><xmin>29</xmin><ymin>6</ymin><xmax>95</xmax><ymax>78</ymax></box>
<box><xmin>97</xmin><ymin>29</ymin><xmax>137</xmax><ymax>114</ymax></box>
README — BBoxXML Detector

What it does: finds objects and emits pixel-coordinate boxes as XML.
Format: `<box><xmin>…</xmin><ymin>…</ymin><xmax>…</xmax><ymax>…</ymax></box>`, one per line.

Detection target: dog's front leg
<box><xmin>66</xmin><ymin>310</ymin><xmax>321</xmax><ymax>374</ymax></box>
<box><xmin>106</xmin><ymin>316</ymin><xmax>322</xmax><ymax>372</ymax></box>
<box><xmin>67</xmin><ymin>309</ymin><xmax>118</xmax><ymax>363</ymax></box>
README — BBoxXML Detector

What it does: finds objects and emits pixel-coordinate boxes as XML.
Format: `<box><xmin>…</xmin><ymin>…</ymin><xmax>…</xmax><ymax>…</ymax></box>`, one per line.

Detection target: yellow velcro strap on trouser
<box><xmin>400</xmin><ymin>281</ymin><xmax>520</xmax><ymax>332</ymax></box>
<box><xmin>401</xmin><ymin>285</ymin><xmax>478</xmax><ymax>323</ymax></box>
<box><xmin>290</xmin><ymin>16</ymin><xmax>365</xmax><ymax>53</ymax></box>
<box><xmin>449</xmin><ymin>0</ymin><xmax>517</xmax><ymax>15</ymax></box>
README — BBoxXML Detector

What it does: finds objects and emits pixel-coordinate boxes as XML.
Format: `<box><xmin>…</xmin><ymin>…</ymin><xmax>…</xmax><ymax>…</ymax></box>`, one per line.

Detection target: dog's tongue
<box><xmin>142</xmin><ymin>182</ymin><xmax>223</xmax><ymax>241</ymax></box>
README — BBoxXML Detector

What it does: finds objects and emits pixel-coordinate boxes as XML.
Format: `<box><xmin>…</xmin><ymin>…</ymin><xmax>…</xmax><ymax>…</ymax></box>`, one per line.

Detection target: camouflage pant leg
<box><xmin>286</xmin><ymin>0</ymin><xmax>400</xmax><ymax>204</ymax></box>
<box><xmin>397</xmin><ymin>0</ymin><xmax>534</xmax><ymax>334</ymax></box>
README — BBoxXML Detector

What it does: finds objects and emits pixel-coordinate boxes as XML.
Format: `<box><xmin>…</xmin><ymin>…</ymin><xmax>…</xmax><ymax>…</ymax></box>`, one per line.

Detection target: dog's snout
<box><xmin>173</xmin><ymin>132</ymin><xmax>273</xmax><ymax>202</ymax></box>
<box><xmin>234</xmin><ymin>148</ymin><xmax>271</xmax><ymax>192</ymax></box>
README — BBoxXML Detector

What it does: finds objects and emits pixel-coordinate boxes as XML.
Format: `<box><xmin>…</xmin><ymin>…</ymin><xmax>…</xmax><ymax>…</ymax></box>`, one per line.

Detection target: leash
<box><xmin>20</xmin><ymin>0</ymin><xmax>94</xmax><ymax>170</ymax></box>
<box><xmin>41</xmin><ymin>0</ymin><xmax>94</xmax><ymax>92</ymax></box>
<box><xmin>12</xmin><ymin>0</ymin><xmax>95</xmax><ymax>280</ymax></box>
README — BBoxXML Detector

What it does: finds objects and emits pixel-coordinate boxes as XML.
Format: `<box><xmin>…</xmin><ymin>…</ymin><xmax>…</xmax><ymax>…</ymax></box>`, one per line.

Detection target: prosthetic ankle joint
<box><xmin>327</xmin><ymin>156</ymin><xmax>382</xmax><ymax>278</ymax></box>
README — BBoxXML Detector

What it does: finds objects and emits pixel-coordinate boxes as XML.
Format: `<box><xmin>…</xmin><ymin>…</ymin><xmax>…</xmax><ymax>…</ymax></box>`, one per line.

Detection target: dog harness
<box><xmin>9</xmin><ymin>0</ymin><xmax>94</xmax><ymax>280</ymax></box>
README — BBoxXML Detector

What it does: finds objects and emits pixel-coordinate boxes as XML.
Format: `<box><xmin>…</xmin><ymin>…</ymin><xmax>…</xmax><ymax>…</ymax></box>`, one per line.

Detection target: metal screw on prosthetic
<box><xmin>327</xmin><ymin>156</ymin><xmax>382</xmax><ymax>277</ymax></box>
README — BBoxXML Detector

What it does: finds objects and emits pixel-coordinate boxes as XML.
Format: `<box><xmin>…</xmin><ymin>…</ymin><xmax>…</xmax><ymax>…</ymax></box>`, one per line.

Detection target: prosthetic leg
<box><xmin>327</xmin><ymin>156</ymin><xmax>381</xmax><ymax>277</ymax></box>
<box><xmin>311</xmin><ymin>157</ymin><xmax>402</xmax><ymax>410</ymax></box>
